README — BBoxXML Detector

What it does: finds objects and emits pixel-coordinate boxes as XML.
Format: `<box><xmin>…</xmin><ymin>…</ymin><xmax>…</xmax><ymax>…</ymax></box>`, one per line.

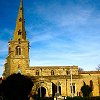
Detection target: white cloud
<box><xmin>0</xmin><ymin>66</ymin><xmax>4</xmax><ymax>77</ymax></box>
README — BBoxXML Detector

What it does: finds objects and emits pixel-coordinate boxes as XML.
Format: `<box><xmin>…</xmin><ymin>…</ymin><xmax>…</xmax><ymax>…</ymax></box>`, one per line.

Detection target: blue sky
<box><xmin>0</xmin><ymin>0</ymin><xmax>100</xmax><ymax>76</ymax></box>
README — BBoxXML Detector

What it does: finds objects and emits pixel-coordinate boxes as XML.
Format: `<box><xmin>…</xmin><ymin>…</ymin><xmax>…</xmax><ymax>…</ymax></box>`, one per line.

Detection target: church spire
<box><xmin>14</xmin><ymin>0</ymin><xmax>26</xmax><ymax>41</ymax></box>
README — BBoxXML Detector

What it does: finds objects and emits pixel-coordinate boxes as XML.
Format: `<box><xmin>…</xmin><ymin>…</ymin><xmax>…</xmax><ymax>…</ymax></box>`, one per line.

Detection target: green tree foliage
<box><xmin>81</xmin><ymin>81</ymin><xmax>92</xmax><ymax>97</ymax></box>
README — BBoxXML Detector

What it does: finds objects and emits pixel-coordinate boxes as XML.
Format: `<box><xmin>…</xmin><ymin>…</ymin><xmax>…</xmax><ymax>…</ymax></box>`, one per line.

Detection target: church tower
<box><xmin>3</xmin><ymin>0</ymin><xmax>29</xmax><ymax>77</ymax></box>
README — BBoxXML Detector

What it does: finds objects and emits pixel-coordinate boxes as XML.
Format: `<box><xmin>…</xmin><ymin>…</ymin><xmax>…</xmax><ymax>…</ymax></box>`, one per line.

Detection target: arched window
<box><xmin>16</xmin><ymin>46</ymin><xmax>21</xmax><ymax>55</ymax></box>
<box><xmin>18</xmin><ymin>30</ymin><xmax>21</xmax><ymax>35</ymax></box>
<box><xmin>66</xmin><ymin>70</ymin><xmax>70</xmax><ymax>75</ymax></box>
<box><xmin>59</xmin><ymin>86</ymin><xmax>61</xmax><ymax>95</ymax></box>
<box><xmin>18</xmin><ymin>39</ymin><xmax>21</xmax><ymax>44</ymax></box>
<box><xmin>70</xmin><ymin>83</ymin><xmax>75</xmax><ymax>94</ymax></box>
<box><xmin>20</xmin><ymin>7</ymin><xmax>22</xmax><ymax>10</ymax></box>
<box><xmin>36</xmin><ymin>70</ymin><xmax>39</xmax><ymax>76</ymax></box>
<box><xmin>18</xmin><ymin>39</ymin><xmax>21</xmax><ymax>41</ymax></box>
<box><xmin>90</xmin><ymin>80</ymin><xmax>93</xmax><ymax>90</ymax></box>
<box><xmin>19</xmin><ymin>17</ymin><xmax>22</xmax><ymax>22</ymax></box>
<box><xmin>51</xmin><ymin>70</ymin><xmax>54</xmax><ymax>75</ymax></box>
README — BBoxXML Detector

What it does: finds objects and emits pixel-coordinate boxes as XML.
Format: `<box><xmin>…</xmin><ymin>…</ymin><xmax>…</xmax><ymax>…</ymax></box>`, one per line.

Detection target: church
<box><xmin>3</xmin><ymin>0</ymin><xmax>100</xmax><ymax>97</ymax></box>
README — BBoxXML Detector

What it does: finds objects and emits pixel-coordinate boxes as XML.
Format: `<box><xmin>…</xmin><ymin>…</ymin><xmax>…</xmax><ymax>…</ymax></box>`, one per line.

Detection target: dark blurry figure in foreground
<box><xmin>1</xmin><ymin>73</ymin><xmax>33</xmax><ymax>100</ymax></box>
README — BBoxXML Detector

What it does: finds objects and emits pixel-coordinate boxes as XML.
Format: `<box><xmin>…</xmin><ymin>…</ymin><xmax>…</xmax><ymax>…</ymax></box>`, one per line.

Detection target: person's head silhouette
<box><xmin>1</xmin><ymin>73</ymin><xmax>33</xmax><ymax>100</ymax></box>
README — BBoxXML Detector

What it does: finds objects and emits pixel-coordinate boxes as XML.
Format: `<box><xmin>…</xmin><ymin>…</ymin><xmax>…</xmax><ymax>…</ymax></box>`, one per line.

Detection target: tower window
<box><xmin>18</xmin><ymin>39</ymin><xmax>21</xmax><ymax>41</ymax></box>
<box><xmin>16</xmin><ymin>46</ymin><xmax>21</xmax><ymax>55</ymax></box>
<box><xmin>36</xmin><ymin>70</ymin><xmax>39</xmax><ymax>76</ymax></box>
<box><xmin>18</xmin><ymin>39</ymin><xmax>21</xmax><ymax>44</ymax></box>
<box><xmin>20</xmin><ymin>7</ymin><xmax>22</xmax><ymax>10</ymax></box>
<box><xmin>19</xmin><ymin>18</ymin><xmax>22</xmax><ymax>22</ymax></box>
<box><xmin>18</xmin><ymin>30</ymin><xmax>21</xmax><ymax>35</ymax></box>
<box><xmin>66</xmin><ymin>70</ymin><xmax>70</xmax><ymax>75</ymax></box>
<box><xmin>51</xmin><ymin>70</ymin><xmax>54</xmax><ymax>75</ymax></box>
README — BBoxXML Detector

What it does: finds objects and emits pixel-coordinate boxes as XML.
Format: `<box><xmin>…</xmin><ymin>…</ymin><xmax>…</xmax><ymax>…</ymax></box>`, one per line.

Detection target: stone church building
<box><xmin>3</xmin><ymin>0</ymin><xmax>100</xmax><ymax>97</ymax></box>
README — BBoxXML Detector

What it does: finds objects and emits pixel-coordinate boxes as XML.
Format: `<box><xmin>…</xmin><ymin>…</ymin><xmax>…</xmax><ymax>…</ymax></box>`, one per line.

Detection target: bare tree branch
<box><xmin>96</xmin><ymin>64</ymin><xmax>100</xmax><ymax>71</ymax></box>
<box><xmin>78</xmin><ymin>67</ymin><xmax>84</xmax><ymax>72</ymax></box>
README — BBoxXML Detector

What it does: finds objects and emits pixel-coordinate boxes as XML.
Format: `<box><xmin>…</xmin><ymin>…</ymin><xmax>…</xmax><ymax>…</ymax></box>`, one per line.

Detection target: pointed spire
<box><xmin>14</xmin><ymin>0</ymin><xmax>26</xmax><ymax>41</ymax></box>
<box><xmin>20</xmin><ymin>0</ymin><xmax>23</xmax><ymax>8</ymax></box>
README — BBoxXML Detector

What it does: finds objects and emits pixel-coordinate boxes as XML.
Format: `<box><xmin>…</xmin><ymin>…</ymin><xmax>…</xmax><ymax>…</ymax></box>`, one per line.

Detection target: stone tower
<box><xmin>3</xmin><ymin>0</ymin><xmax>29</xmax><ymax>78</ymax></box>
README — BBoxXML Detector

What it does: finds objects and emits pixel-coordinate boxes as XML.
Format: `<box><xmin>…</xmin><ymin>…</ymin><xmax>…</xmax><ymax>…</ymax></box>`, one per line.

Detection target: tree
<box><xmin>78</xmin><ymin>67</ymin><xmax>84</xmax><ymax>72</ymax></box>
<box><xmin>1</xmin><ymin>73</ymin><xmax>34</xmax><ymax>100</ymax></box>
<box><xmin>81</xmin><ymin>81</ymin><xmax>92</xmax><ymax>97</ymax></box>
<box><xmin>96</xmin><ymin>64</ymin><xmax>100</xmax><ymax>71</ymax></box>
